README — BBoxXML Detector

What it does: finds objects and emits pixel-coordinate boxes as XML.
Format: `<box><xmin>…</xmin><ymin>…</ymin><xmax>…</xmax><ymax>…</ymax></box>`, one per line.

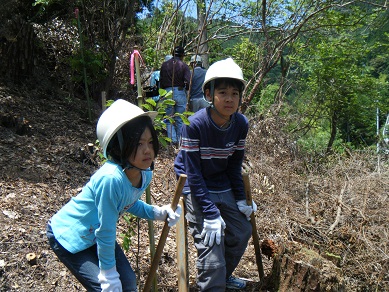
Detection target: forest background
<box><xmin>0</xmin><ymin>0</ymin><xmax>388</xmax><ymax>291</ymax></box>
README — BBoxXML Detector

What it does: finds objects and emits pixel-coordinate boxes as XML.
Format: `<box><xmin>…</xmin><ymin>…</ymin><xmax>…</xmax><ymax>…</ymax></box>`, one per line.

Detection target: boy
<box><xmin>174</xmin><ymin>58</ymin><xmax>257</xmax><ymax>291</ymax></box>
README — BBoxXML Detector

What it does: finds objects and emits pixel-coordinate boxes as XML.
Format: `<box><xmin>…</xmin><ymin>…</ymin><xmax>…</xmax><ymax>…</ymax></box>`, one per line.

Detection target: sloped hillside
<box><xmin>0</xmin><ymin>82</ymin><xmax>388</xmax><ymax>291</ymax></box>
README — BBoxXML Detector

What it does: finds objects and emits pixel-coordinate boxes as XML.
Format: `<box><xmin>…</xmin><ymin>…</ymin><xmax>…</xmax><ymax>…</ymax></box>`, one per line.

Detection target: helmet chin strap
<box><xmin>210</xmin><ymin>105</ymin><xmax>235</xmax><ymax>128</ymax></box>
<box><xmin>122</xmin><ymin>161</ymin><xmax>154</xmax><ymax>172</ymax></box>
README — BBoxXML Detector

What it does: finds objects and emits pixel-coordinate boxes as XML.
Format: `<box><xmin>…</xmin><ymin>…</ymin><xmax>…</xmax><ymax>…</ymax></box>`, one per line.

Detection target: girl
<box><xmin>47</xmin><ymin>99</ymin><xmax>181</xmax><ymax>292</ymax></box>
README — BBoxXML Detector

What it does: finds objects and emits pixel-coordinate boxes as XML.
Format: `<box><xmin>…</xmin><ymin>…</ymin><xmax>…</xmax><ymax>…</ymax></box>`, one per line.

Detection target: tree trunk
<box><xmin>1</xmin><ymin>16</ymin><xmax>36</xmax><ymax>83</ymax></box>
<box><xmin>197</xmin><ymin>0</ymin><xmax>208</xmax><ymax>68</ymax></box>
<box><xmin>327</xmin><ymin>110</ymin><xmax>338</xmax><ymax>153</ymax></box>
<box><xmin>266</xmin><ymin>245</ymin><xmax>345</xmax><ymax>292</ymax></box>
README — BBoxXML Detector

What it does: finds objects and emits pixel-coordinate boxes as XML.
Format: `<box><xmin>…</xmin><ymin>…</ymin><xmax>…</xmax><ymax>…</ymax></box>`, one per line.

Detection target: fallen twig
<box><xmin>328</xmin><ymin>181</ymin><xmax>347</xmax><ymax>233</ymax></box>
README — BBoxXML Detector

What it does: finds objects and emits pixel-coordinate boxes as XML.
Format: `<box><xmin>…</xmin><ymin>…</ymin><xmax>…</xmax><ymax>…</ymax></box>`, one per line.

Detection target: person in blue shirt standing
<box><xmin>46</xmin><ymin>99</ymin><xmax>182</xmax><ymax>292</ymax></box>
<box><xmin>149</xmin><ymin>55</ymin><xmax>173</xmax><ymax>102</ymax></box>
<box><xmin>159</xmin><ymin>46</ymin><xmax>191</xmax><ymax>146</ymax></box>
<box><xmin>174</xmin><ymin>58</ymin><xmax>257</xmax><ymax>291</ymax></box>
<box><xmin>188</xmin><ymin>55</ymin><xmax>210</xmax><ymax>112</ymax></box>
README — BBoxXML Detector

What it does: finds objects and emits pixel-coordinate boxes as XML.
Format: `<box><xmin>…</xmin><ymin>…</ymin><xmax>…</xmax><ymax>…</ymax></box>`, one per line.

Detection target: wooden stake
<box><xmin>176</xmin><ymin>197</ymin><xmax>189</xmax><ymax>291</ymax></box>
<box><xmin>142</xmin><ymin>174</ymin><xmax>187</xmax><ymax>292</ymax></box>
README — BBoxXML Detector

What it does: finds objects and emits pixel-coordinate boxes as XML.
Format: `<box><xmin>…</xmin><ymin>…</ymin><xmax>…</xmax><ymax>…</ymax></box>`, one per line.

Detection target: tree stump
<box><xmin>266</xmin><ymin>243</ymin><xmax>345</xmax><ymax>291</ymax></box>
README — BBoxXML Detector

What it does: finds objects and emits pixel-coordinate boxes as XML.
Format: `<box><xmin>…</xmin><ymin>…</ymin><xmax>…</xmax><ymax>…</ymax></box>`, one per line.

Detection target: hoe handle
<box><xmin>143</xmin><ymin>174</ymin><xmax>187</xmax><ymax>292</ymax></box>
<box><xmin>242</xmin><ymin>172</ymin><xmax>265</xmax><ymax>281</ymax></box>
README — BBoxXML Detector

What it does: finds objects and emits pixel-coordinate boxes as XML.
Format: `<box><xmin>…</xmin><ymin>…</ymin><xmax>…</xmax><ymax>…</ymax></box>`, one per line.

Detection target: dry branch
<box><xmin>328</xmin><ymin>181</ymin><xmax>347</xmax><ymax>233</ymax></box>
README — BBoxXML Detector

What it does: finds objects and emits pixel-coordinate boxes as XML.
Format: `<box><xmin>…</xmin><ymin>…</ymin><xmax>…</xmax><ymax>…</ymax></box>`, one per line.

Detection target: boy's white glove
<box><xmin>98</xmin><ymin>266</ymin><xmax>122</xmax><ymax>292</ymax></box>
<box><xmin>236</xmin><ymin>200</ymin><xmax>257</xmax><ymax>220</ymax></box>
<box><xmin>153</xmin><ymin>204</ymin><xmax>182</xmax><ymax>227</ymax></box>
<box><xmin>201</xmin><ymin>216</ymin><xmax>226</xmax><ymax>246</ymax></box>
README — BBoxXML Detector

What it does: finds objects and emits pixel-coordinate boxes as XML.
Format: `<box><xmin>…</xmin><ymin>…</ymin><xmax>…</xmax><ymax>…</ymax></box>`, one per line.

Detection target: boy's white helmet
<box><xmin>202</xmin><ymin>58</ymin><xmax>246</xmax><ymax>92</ymax></box>
<box><xmin>97</xmin><ymin>99</ymin><xmax>157</xmax><ymax>158</ymax></box>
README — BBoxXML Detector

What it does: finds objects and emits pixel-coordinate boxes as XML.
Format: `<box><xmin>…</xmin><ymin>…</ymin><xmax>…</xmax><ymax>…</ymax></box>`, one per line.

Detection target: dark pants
<box><xmin>46</xmin><ymin>222</ymin><xmax>137</xmax><ymax>291</ymax></box>
<box><xmin>184</xmin><ymin>190</ymin><xmax>252</xmax><ymax>291</ymax></box>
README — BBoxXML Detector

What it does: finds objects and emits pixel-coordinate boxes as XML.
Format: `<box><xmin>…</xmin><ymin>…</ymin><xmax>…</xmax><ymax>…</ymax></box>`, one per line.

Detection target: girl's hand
<box><xmin>98</xmin><ymin>266</ymin><xmax>122</xmax><ymax>292</ymax></box>
<box><xmin>153</xmin><ymin>204</ymin><xmax>182</xmax><ymax>227</ymax></box>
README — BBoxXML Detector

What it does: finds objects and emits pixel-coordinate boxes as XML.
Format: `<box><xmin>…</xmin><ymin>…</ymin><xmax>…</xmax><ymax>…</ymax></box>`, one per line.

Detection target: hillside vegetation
<box><xmin>0</xmin><ymin>1</ymin><xmax>388</xmax><ymax>290</ymax></box>
<box><xmin>0</xmin><ymin>83</ymin><xmax>388</xmax><ymax>291</ymax></box>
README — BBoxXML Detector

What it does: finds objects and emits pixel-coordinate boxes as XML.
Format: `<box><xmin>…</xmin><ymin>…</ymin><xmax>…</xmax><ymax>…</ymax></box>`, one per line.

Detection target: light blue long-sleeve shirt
<box><xmin>50</xmin><ymin>160</ymin><xmax>154</xmax><ymax>270</ymax></box>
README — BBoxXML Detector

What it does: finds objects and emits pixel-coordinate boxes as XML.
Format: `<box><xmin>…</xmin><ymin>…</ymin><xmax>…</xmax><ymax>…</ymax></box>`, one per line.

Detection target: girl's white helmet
<box><xmin>97</xmin><ymin>99</ymin><xmax>157</xmax><ymax>158</ymax></box>
<box><xmin>202</xmin><ymin>58</ymin><xmax>246</xmax><ymax>92</ymax></box>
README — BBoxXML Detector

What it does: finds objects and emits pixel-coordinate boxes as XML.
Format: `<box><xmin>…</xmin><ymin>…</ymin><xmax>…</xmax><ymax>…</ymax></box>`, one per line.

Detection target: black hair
<box><xmin>204</xmin><ymin>78</ymin><xmax>244</xmax><ymax>93</ymax></box>
<box><xmin>174</xmin><ymin>46</ymin><xmax>185</xmax><ymax>57</ymax></box>
<box><xmin>107</xmin><ymin>115</ymin><xmax>159</xmax><ymax>167</ymax></box>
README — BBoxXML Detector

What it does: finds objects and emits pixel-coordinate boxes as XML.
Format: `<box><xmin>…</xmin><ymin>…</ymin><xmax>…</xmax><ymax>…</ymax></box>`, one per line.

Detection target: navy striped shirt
<box><xmin>174</xmin><ymin>107</ymin><xmax>248</xmax><ymax>219</ymax></box>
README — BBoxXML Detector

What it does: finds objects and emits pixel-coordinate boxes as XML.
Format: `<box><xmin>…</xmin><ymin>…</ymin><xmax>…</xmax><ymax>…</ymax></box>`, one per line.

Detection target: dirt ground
<box><xmin>0</xmin><ymin>82</ymin><xmax>388</xmax><ymax>291</ymax></box>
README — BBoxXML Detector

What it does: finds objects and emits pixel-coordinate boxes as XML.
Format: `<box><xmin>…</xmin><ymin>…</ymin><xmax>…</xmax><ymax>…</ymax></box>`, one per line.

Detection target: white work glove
<box><xmin>98</xmin><ymin>266</ymin><xmax>122</xmax><ymax>292</ymax></box>
<box><xmin>236</xmin><ymin>200</ymin><xmax>257</xmax><ymax>220</ymax></box>
<box><xmin>153</xmin><ymin>204</ymin><xmax>182</xmax><ymax>227</ymax></box>
<box><xmin>201</xmin><ymin>216</ymin><xmax>226</xmax><ymax>246</ymax></box>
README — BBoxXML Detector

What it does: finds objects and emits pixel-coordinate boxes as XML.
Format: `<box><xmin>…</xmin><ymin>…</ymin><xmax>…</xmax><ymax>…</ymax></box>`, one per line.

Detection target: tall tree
<box><xmin>289</xmin><ymin>7</ymin><xmax>387</xmax><ymax>151</ymax></box>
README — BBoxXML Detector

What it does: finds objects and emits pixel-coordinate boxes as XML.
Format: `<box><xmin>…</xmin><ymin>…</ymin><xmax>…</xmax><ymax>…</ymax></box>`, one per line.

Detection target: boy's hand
<box><xmin>201</xmin><ymin>216</ymin><xmax>226</xmax><ymax>246</ymax></box>
<box><xmin>236</xmin><ymin>200</ymin><xmax>257</xmax><ymax>220</ymax></box>
<box><xmin>153</xmin><ymin>204</ymin><xmax>182</xmax><ymax>227</ymax></box>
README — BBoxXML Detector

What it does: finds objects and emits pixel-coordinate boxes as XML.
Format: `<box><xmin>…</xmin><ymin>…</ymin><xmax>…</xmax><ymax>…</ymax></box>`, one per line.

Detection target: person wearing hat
<box><xmin>189</xmin><ymin>55</ymin><xmax>210</xmax><ymax>112</ymax></box>
<box><xmin>46</xmin><ymin>99</ymin><xmax>182</xmax><ymax>292</ymax></box>
<box><xmin>159</xmin><ymin>46</ymin><xmax>191</xmax><ymax>145</ymax></box>
<box><xmin>174</xmin><ymin>58</ymin><xmax>257</xmax><ymax>291</ymax></box>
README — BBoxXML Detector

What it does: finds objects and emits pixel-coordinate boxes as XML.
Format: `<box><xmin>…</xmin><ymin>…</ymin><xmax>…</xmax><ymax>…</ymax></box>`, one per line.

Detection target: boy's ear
<box><xmin>204</xmin><ymin>88</ymin><xmax>211</xmax><ymax>101</ymax></box>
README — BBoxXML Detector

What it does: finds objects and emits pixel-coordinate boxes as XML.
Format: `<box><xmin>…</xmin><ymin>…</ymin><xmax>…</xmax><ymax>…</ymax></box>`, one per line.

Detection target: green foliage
<box><xmin>69</xmin><ymin>49</ymin><xmax>107</xmax><ymax>85</ymax></box>
<box><xmin>297</xmin><ymin>126</ymin><xmax>345</xmax><ymax>155</ymax></box>
<box><xmin>142</xmin><ymin>90</ymin><xmax>193</xmax><ymax>147</ymax></box>
<box><xmin>30</xmin><ymin>0</ymin><xmax>389</xmax><ymax>156</ymax></box>
<box><xmin>120</xmin><ymin>214</ymin><xmax>138</xmax><ymax>252</ymax></box>
<box><xmin>136</xmin><ymin>2</ymin><xmax>196</xmax><ymax>69</ymax></box>
<box><xmin>94</xmin><ymin>139</ymin><xmax>107</xmax><ymax>163</ymax></box>
<box><xmin>225</xmin><ymin>37</ymin><xmax>258</xmax><ymax>78</ymax></box>
<box><xmin>288</xmin><ymin>6</ymin><xmax>388</xmax><ymax>152</ymax></box>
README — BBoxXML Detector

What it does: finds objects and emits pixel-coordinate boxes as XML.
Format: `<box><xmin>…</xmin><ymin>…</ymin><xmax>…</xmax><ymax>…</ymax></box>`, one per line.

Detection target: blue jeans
<box><xmin>164</xmin><ymin>87</ymin><xmax>187</xmax><ymax>143</ymax></box>
<box><xmin>190</xmin><ymin>97</ymin><xmax>210</xmax><ymax>112</ymax></box>
<box><xmin>46</xmin><ymin>221</ymin><xmax>137</xmax><ymax>291</ymax></box>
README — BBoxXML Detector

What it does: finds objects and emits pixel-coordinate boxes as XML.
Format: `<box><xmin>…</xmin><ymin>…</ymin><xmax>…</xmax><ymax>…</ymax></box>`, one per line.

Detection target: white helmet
<box><xmin>190</xmin><ymin>55</ymin><xmax>202</xmax><ymax>63</ymax></box>
<box><xmin>202</xmin><ymin>58</ymin><xmax>246</xmax><ymax>92</ymax></box>
<box><xmin>97</xmin><ymin>99</ymin><xmax>157</xmax><ymax>158</ymax></box>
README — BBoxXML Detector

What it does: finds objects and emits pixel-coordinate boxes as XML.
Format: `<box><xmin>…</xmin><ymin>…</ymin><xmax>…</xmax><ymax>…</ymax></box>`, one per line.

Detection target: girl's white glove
<box><xmin>201</xmin><ymin>216</ymin><xmax>226</xmax><ymax>246</ymax></box>
<box><xmin>98</xmin><ymin>266</ymin><xmax>122</xmax><ymax>292</ymax></box>
<box><xmin>153</xmin><ymin>204</ymin><xmax>182</xmax><ymax>227</ymax></box>
<box><xmin>236</xmin><ymin>200</ymin><xmax>257</xmax><ymax>220</ymax></box>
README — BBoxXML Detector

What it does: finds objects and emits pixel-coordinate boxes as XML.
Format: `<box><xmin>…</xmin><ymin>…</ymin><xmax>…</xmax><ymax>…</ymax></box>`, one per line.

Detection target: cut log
<box><xmin>26</xmin><ymin>253</ymin><xmax>37</xmax><ymax>266</ymax></box>
<box><xmin>267</xmin><ymin>244</ymin><xmax>345</xmax><ymax>291</ymax></box>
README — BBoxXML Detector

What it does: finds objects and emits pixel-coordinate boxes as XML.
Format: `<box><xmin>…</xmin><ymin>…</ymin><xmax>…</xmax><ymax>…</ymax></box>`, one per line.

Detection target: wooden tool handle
<box><xmin>242</xmin><ymin>172</ymin><xmax>265</xmax><ymax>281</ymax></box>
<box><xmin>143</xmin><ymin>174</ymin><xmax>187</xmax><ymax>292</ymax></box>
